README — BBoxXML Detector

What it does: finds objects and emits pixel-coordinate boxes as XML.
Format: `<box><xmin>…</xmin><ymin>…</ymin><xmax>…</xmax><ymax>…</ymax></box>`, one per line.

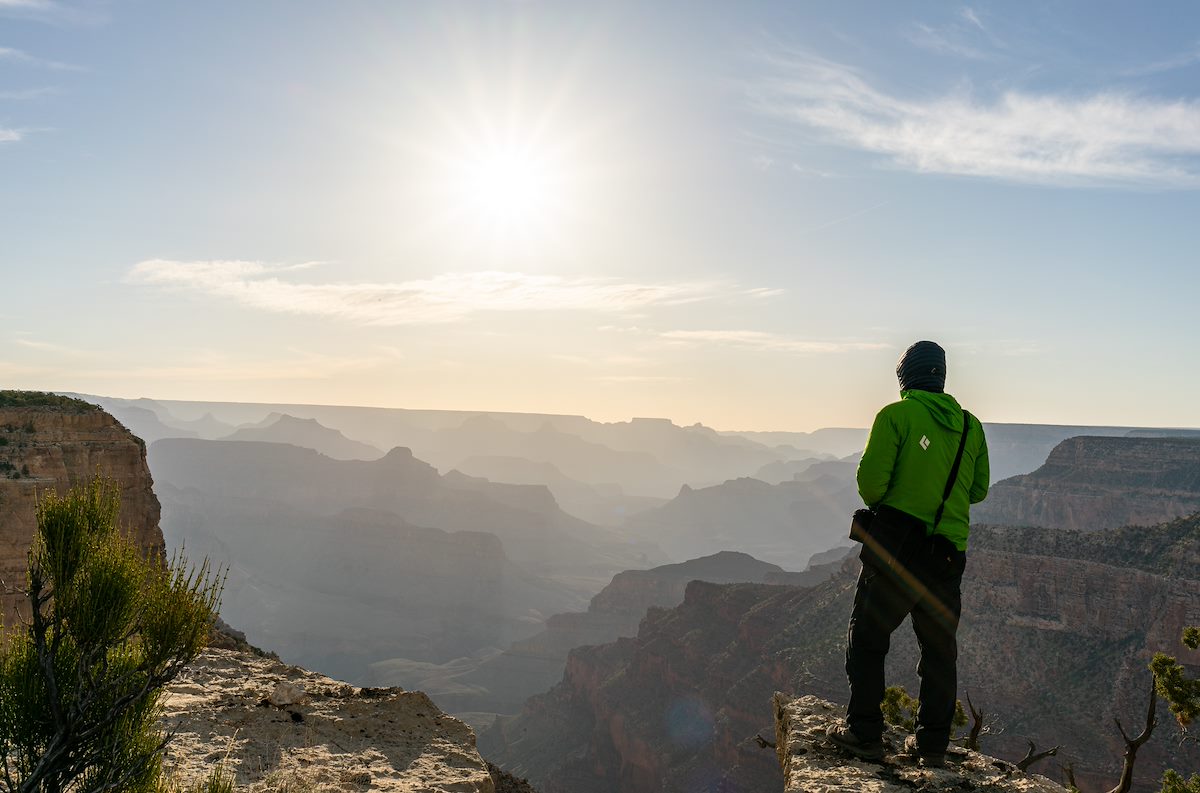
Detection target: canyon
<box><xmin>482</xmin><ymin>515</ymin><xmax>1200</xmax><ymax>793</ymax></box>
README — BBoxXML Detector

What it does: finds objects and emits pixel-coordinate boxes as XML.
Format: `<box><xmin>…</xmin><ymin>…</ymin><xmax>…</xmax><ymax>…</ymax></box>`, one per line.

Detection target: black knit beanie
<box><xmin>896</xmin><ymin>340</ymin><xmax>946</xmax><ymax>392</ymax></box>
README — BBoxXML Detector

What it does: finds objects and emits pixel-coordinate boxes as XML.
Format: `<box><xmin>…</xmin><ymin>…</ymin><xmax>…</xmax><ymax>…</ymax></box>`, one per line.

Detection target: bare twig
<box><xmin>1062</xmin><ymin>762</ymin><xmax>1078</xmax><ymax>791</ymax></box>
<box><xmin>966</xmin><ymin>691</ymin><xmax>984</xmax><ymax>751</ymax></box>
<box><xmin>1106</xmin><ymin>679</ymin><xmax>1158</xmax><ymax>793</ymax></box>
<box><xmin>1016</xmin><ymin>739</ymin><xmax>1061</xmax><ymax>771</ymax></box>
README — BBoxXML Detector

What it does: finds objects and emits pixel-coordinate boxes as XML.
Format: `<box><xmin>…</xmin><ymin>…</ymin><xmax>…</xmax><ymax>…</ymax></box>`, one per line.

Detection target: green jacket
<box><xmin>856</xmin><ymin>390</ymin><xmax>989</xmax><ymax>551</ymax></box>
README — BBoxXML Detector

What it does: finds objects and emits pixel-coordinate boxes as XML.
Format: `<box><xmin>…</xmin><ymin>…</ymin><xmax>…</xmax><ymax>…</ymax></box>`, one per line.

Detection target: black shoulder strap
<box><xmin>933</xmin><ymin>410</ymin><xmax>971</xmax><ymax>529</ymax></box>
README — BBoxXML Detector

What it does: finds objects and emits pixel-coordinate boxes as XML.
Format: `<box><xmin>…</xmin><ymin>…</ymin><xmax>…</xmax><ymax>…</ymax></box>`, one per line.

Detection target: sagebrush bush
<box><xmin>0</xmin><ymin>476</ymin><xmax>223</xmax><ymax>793</ymax></box>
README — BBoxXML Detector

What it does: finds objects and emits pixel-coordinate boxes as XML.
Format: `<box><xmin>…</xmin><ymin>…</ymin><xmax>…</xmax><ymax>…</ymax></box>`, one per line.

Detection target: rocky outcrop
<box><xmin>0</xmin><ymin>394</ymin><xmax>164</xmax><ymax>623</ymax></box>
<box><xmin>162</xmin><ymin>648</ymin><xmax>497</xmax><ymax>793</ymax></box>
<box><xmin>974</xmin><ymin>436</ymin><xmax>1200</xmax><ymax>530</ymax></box>
<box><xmin>774</xmin><ymin>695</ymin><xmax>1068</xmax><ymax>793</ymax></box>
<box><xmin>484</xmin><ymin>516</ymin><xmax>1200</xmax><ymax>793</ymax></box>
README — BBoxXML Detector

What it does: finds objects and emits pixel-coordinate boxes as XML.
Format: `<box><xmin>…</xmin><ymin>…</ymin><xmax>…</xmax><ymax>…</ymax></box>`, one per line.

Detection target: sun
<box><xmin>444</xmin><ymin>140</ymin><xmax>571</xmax><ymax>245</ymax></box>
<box><xmin>454</xmin><ymin>144</ymin><xmax>563</xmax><ymax>236</ymax></box>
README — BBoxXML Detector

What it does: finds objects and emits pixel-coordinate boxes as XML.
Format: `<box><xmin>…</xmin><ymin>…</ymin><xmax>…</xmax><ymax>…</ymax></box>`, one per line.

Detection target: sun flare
<box><xmin>455</xmin><ymin>144</ymin><xmax>562</xmax><ymax>234</ymax></box>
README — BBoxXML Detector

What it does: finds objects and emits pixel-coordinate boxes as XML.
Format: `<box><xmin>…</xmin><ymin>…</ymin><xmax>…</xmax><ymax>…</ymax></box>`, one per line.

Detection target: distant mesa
<box><xmin>973</xmin><ymin>435</ymin><xmax>1200</xmax><ymax>530</ymax></box>
<box><xmin>161</xmin><ymin>411</ymin><xmax>236</xmax><ymax>440</ymax></box>
<box><xmin>625</xmin><ymin>473</ymin><xmax>860</xmax><ymax>571</ymax></box>
<box><xmin>111</xmin><ymin>404</ymin><xmax>200</xmax><ymax>444</ymax></box>
<box><xmin>220</xmin><ymin>412</ymin><xmax>385</xmax><ymax>460</ymax></box>
<box><xmin>451</xmin><ymin>454</ymin><xmax>667</xmax><ymax>526</ymax></box>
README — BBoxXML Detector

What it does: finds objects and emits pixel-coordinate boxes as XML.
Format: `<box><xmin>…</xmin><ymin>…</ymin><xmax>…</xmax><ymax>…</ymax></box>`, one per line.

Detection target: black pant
<box><xmin>845</xmin><ymin>535</ymin><xmax>966</xmax><ymax>753</ymax></box>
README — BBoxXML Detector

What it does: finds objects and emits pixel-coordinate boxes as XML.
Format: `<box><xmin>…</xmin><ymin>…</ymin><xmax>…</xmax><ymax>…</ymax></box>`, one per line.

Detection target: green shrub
<box><xmin>0</xmin><ymin>476</ymin><xmax>223</xmax><ymax>793</ymax></box>
<box><xmin>0</xmin><ymin>391</ymin><xmax>98</xmax><ymax>412</ymax></box>
<box><xmin>881</xmin><ymin>685</ymin><xmax>967</xmax><ymax>735</ymax></box>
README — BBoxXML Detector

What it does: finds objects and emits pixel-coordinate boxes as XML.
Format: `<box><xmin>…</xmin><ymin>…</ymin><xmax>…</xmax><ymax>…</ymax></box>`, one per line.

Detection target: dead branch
<box><xmin>966</xmin><ymin>691</ymin><xmax>984</xmax><ymax>751</ymax></box>
<box><xmin>1062</xmin><ymin>762</ymin><xmax>1078</xmax><ymax>791</ymax></box>
<box><xmin>1106</xmin><ymin>679</ymin><xmax>1158</xmax><ymax>793</ymax></box>
<box><xmin>1016</xmin><ymin>739</ymin><xmax>1061</xmax><ymax>771</ymax></box>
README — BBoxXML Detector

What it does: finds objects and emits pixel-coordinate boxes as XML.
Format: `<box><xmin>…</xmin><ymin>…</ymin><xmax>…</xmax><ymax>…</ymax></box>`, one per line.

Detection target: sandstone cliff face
<box><xmin>973</xmin><ymin>436</ymin><xmax>1200</xmax><ymax>530</ymax></box>
<box><xmin>0</xmin><ymin>398</ymin><xmax>163</xmax><ymax>623</ymax></box>
<box><xmin>483</xmin><ymin>517</ymin><xmax>1200</xmax><ymax>793</ymax></box>
<box><xmin>774</xmin><ymin>695</ymin><xmax>1069</xmax><ymax>793</ymax></box>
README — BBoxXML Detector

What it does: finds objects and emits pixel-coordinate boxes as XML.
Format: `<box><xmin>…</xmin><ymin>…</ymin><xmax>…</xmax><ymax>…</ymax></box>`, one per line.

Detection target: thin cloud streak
<box><xmin>0</xmin><ymin>87</ymin><xmax>55</xmax><ymax>100</ymax></box>
<box><xmin>1120</xmin><ymin>44</ymin><xmax>1200</xmax><ymax>77</ymax></box>
<box><xmin>662</xmin><ymin>329</ymin><xmax>888</xmax><ymax>355</ymax></box>
<box><xmin>0</xmin><ymin>46</ymin><xmax>82</xmax><ymax>71</ymax></box>
<box><xmin>756</xmin><ymin>53</ymin><xmax>1200</xmax><ymax>187</ymax></box>
<box><xmin>0</xmin><ymin>128</ymin><xmax>20</xmax><ymax>143</ymax></box>
<box><xmin>127</xmin><ymin>260</ymin><xmax>727</xmax><ymax>326</ymax></box>
<box><xmin>906</xmin><ymin>23</ymin><xmax>987</xmax><ymax>60</ymax></box>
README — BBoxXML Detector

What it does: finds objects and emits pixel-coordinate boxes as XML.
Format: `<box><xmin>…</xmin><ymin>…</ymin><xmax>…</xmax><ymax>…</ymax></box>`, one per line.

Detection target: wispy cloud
<box><xmin>593</xmin><ymin>374</ymin><xmax>687</xmax><ymax>384</ymax></box>
<box><xmin>0</xmin><ymin>128</ymin><xmax>20</xmax><ymax>143</ymax></box>
<box><xmin>127</xmin><ymin>261</ymin><xmax>727</xmax><ymax>325</ymax></box>
<box><xmin>661</xmin><ymin>329</ymin><xmax>888</xmax><ymax>355</ymax></box>
<box><xmin>960</xmin><ymin>8</ymin><xmax>985</xmax><ymax>31</ymax></box>
<box><xmin>755</xmin><ymin>54</ymin><xmax>1200</xmax><ymax>188</ymax></box>
<box><xmin>0</xmin><ymin>0</ymin><xmax>98</xmax><ymax>24</ymax></box>
<box><xmin>0</xmin><ymin>86</ymin><xmax>55</xmax><ymax>100</ymax></box>
<box><xmin>14</xmin><ymin>336</ymin><xmax>85</xmax><ymax>355</ymax></box>
<box><xmin>0</xmin><ymin>46</ymin><xmax>82</xmax><ymax>71</ymax></box>
<box><xmin>907</xmin><ymin>22</ymin><xmax>987</xmax><ymax>60</ymax></box>
<box><xmin>1120</xmin><ymin>44</ymin><xmax>1200</xmax><ymax>77</ymax></box>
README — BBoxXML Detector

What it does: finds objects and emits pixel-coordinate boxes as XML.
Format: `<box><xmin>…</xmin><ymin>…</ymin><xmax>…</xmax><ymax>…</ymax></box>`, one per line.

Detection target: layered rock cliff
<box><xmin>973</xmin><ymin>436</ymin><xmax>1200</xmax><ymax>530</ymax></box>
<box><xmin>0</xmin><ymin>393</ymin><xmax>163</xmax><ymax>623</ymax></box>
<box><xmin>483</xmin><ymin>516</ymin><xmax>1200</xmax><ymax>793</ymax></box>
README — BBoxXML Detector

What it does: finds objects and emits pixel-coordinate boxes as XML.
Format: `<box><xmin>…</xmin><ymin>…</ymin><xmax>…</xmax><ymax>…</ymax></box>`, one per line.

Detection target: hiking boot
<box><xmin>901</xmin><ymin>735</ymin><xmax>946</xmax><ymax>768</ymax></box>
<box><xmin>826</xmin><ymin>724</ymin><xmax>885</xmax><ymax>761</ymax></box>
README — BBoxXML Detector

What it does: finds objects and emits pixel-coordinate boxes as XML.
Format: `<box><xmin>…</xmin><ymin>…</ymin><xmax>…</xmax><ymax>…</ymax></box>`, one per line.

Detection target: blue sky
<box><xmin>2</xmin><ymin>1</ymin><xmax>1199</xmax><ymax>431</ymax></box>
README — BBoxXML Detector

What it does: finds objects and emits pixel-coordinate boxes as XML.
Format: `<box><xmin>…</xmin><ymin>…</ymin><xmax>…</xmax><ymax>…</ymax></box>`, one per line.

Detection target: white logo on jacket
<box><xmin>919</xmin><ymin>435</ymin><xmax>930</xmax><ymax>450</ymax></box>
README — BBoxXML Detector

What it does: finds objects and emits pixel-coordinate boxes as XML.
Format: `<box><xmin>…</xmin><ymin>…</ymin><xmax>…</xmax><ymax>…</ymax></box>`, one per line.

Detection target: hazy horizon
<box><xmin>62</xmin><ymin>389</ymin><xmax>1200</xmax><ymax>436</ymax></box>
<box><xmin>4</xmin><ymin>2</ymin><xmax>1199</xmax><ymax>431</ymax></box>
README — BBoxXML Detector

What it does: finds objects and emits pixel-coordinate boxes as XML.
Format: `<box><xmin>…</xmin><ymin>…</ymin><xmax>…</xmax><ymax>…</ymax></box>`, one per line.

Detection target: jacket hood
<box><xmin>901</xmin><ymin>389</ymin><xmax>964</xmax><ymax>431</ymax></box>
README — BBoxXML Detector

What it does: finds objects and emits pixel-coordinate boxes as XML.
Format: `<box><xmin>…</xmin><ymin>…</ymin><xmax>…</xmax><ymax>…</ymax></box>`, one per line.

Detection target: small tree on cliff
<box><xmin>1105</xmin><ymin>626</ymin><xmax>1200</xmax><ymax>793</ymax></box>
<box><xmin>0</xmin><ymin>476</ymin><xmax>223</xmax><ymax>793</ymax></box>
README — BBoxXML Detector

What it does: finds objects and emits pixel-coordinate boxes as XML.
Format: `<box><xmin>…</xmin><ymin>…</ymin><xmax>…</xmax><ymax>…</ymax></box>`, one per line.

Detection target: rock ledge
<box><xmin>162</xmin><ymin>648</ymin><xmax>495</xmax><ymax>792</ymax></box>
<box><xmin>773</xmin><ymin>694</ymin><xmax>1068</xmax><ymax>793</ymax></box>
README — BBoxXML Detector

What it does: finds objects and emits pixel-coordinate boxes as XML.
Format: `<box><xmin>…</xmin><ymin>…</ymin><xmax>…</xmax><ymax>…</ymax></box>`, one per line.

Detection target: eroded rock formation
<box><xmin>974</xmin><ymin>436</ymin><xmax>1200</xmax><ymax>530</ymax></box>
<box><xmin>0</xmin><ymin>396</ymin><xmax>163</xmax><ymax>623</ymax></box>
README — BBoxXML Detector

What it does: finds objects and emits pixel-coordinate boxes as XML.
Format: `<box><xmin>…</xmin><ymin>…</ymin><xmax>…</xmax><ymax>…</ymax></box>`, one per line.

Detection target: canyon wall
<box><xmin>974</xmin><ymin>436</ymin><xmax>1200</xmax><ymax>530</ymax></box>
<box><xmin>0</xmin><ymin>396</ymin><xmax>163</xmax><ymax>623</ymax></box>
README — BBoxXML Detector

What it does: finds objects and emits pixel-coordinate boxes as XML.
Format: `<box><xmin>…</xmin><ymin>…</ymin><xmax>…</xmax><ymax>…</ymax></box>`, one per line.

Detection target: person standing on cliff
<box><xmin>828</xmin><ymin>340</ymin><xmax>990</xmax><ymax>767</ymax></box>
